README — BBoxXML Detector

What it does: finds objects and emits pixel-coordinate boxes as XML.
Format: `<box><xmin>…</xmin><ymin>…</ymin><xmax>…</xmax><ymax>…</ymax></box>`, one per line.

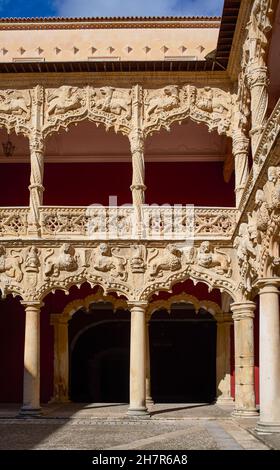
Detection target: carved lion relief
<box><xmin>91</xmin><ymin>243</ymin><xmax>127</xmax><ymax>280</ymax></box>
<box><xmin>44</xmin><ymin>243</ymin><xmax>79</xmax><ymax>277</ymax></box>
<box><xmin>197</xmin><ymin>241</ymin><xmax>232</xmax><ymax>277</ymax></box>
<box><xmin>0</xmin><ymin>245</ymin><xmax>23</xmax><ymax>283</ymax></box>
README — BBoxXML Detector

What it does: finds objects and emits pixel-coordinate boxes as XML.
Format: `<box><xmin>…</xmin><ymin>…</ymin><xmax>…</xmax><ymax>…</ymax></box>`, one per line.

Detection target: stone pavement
<box><xmin>0</xmin><ymin>403</ymin><xmax>274</xmax><ymax>450</ymax></box>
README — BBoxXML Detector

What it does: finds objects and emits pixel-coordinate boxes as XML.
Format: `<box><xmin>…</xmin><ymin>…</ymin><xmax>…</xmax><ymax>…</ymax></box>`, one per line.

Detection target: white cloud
<box><xmin>52</xmin><ymin>0</ymin><xmax>224</xmax><ymax>18</ymax></box>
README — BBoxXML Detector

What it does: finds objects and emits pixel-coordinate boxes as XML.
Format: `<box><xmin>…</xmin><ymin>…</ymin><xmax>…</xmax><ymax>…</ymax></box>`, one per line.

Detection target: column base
<box><xmin>146</xmin><ymin>397</ymin><xmax>154</xmax><ymax>405</ymax></box>
<box><xmin>255</xmin><ymin>421</ymin><xmax>280</xmax><ymax>434</ymax></box>
<box><xmin>232</xmin><ymin>408</ymin><xmax>259</xmax><ymax>418</ymax></box>
<box><xmin>216</xmin><ymin>397</ymin><xmax>234</xmax><ymax>405</ymax></box>
<box><xmin>18</xmin><ymin>406</ymin><xmax>42</xmax><ymax>417</ymax></box>
<box><xmin>126</xmin><ymin>406</ymin><xmax>150</xmax><ymax>419</ymax></box>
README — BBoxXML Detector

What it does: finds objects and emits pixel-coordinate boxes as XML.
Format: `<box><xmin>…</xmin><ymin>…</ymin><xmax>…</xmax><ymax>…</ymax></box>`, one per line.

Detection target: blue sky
<box><xmin>0</xmin><ymin>0</ymin><xmax>224</xmax><ymax>18</ymax></box>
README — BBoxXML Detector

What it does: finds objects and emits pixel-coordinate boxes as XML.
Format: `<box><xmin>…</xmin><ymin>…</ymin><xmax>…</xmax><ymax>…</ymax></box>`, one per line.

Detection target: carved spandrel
<box><xmin>143</xmin><ymin>85</ymin><xmax>235</xmax><ymax>137</ymax></box>
<box><xmin>0</xmin><ymin>89</ymin><xmax>31</xmax><ymax>135</ymax></box>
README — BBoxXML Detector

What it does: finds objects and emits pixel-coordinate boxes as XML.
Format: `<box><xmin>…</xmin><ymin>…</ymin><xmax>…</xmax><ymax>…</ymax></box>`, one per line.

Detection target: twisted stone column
<box><xmin>129</xmin><ymin>130</ymin><xmax>146</xmax><ymax>238</ymax></box>
<box><xmin>231</xmin><ymin>301</ymin><xmax>258</xmax><ymax>416</ymax></box>
<box><xmin>247</xmin><ymin>66</ymin><xmax>269</xmax><ymax>155</ymax></box>
<box><xmin>28</xmin><ymin>134</ymin><xmax>45</xmax><ymax>236</ymax></box>
<box><xmin>20</xmin><ymin>301</ymin><xmax>42</xmax><ymax>415</ymax></box>
<box><xmin>51</xmin><ymin>315</ymin><xmax>70</xmax><ymax>403</ymax></box>
<box><xmin>216</xmin><ymin>313</ymin><xmax>233</xmax><ymax>404</ymax></box>
<box><xmin>232</xmin><ymin>131</ymin><xmax>250</xmax><ymax>206</ymax></box>
<box><xmin>256</xmin><ymin>281</ymin><xmax>280</xmax><ymax>433</ymax></box>
<box><xmin>127</xmin><ymin>301</ymin><xmax>149</xmax><ymax>417</ymax></box>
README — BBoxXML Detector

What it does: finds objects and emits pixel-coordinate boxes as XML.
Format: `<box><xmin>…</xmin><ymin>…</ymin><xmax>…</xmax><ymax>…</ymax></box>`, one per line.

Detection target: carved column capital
<box><xmin>246</xmin><ymin>65</ymin><xmax>269</xmax><ymax>90</ymax></box>
<box><xmin>231</xmin><ymin>301</ymin><xmax>256</xmax><ymax>321</ymax></box>
<box><xmin>128</xmin><ymin>300</ymin><xmax>148</xmax><ymax>311</ymax></box>
<box><xmin>257</xmin><ymin>278</ymin><xmax>280</xmax><ymax>295</ymax></box>
<box><xmin>20</xmin><ymin>300</ymin><xmax>44</xmax><ymax>310</ymax></box>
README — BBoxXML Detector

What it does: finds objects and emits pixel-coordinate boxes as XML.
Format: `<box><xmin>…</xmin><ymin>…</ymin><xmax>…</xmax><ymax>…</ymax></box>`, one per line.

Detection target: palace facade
<box><xmin>0</xmin><ymin>0</ymin><xmax>280</xmax><ymax>433</ymax></box>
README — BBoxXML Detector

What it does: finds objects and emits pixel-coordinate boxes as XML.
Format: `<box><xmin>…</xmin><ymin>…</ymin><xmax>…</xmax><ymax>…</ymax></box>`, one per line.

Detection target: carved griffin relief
<box><xmin>47</xmin><ymin>86</ymin><xmax>84</xmax><ymax>116</ymax></box>
<box><xmin>143</xmin><ymin>84</ymin><xmax>235</xmax><ymax>137</ymax></box>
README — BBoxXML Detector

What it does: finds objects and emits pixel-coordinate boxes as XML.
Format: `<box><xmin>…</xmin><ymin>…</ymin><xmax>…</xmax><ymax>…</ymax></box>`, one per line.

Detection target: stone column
<box><xmin>231</xmin><ymin>302</ymin><xmax>258</xmax><ymax>416</ymax></box>
<box><xmin>216</xmin><ymin>313</ymin><xmax>233</xmax><ymax>404</ymax></box>
<box><xmin>247</xmin><ymin>66</ymin><xmax>269</xmax><ymax>156</ymax></box>
<box><xmin>129</xmin><ymin>130</ymin><xmax>146</xmax><ymax>237</ymax></box>
<box><xmin>20</xmin><ymin>301</ymin><xmax>42</xmax><ymax>415</ymax></box>
<box><xmin>145</xmin><ymin>315</ymin><xmax>154</xmax><ymax>405</ymax></box>
<box><xmin>232</xmin><ymin>131</ymin><xmax>249</xmax><ymax>206</ymax></box>
<box><xmin>127</xmin><ymin>301</ymin><xmax>149</xmax><ymax>417</ymax></box>
<box><xmin>50</xmin><ymin>315</ymin><xmax>70</xmax><ymax>402</ymax></box>
<box><xmin>256</xmin><ymin>280</ymin><xmax>280</xmax><ymax>433</ymax></box>
<box><xmin>28</xmin><ymin>133</ymin><xmax>45</xmax><ymax>236</ymax></box>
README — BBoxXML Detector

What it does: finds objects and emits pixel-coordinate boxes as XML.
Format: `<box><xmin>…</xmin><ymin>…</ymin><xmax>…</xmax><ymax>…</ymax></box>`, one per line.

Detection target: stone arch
<box><xmin>140</xmin><ymin>268</ymin><xmax>238</xmax><ymax>304</ymax></box>
<box><xmin>146</xmin><ymin>292</ymin><xmax>222</xmax><ymax>320</ymax></box>
<box><xmin>50</xmin><ymin>286</ymin><xmax>128</xmax><ymax>402</ymax></box>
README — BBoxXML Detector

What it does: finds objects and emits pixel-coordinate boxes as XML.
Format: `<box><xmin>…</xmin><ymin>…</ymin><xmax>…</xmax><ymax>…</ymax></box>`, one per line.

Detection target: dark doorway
<box><xmin>150</xmin><ymin>304</ymin><xmax>217</xmax><ymax>403</ymax></box>
<box><xmin>69</xmin><ymin>307</ymin><xmax>130</xmax><ymax>403</ymax></box>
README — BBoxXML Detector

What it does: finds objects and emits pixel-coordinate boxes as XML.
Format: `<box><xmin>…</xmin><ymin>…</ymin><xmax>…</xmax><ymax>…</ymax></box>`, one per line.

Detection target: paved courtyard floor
<box><xmin>0</xmin><ymin>403</ymin><xmax>275</xmax><ymax>450</ymax></box>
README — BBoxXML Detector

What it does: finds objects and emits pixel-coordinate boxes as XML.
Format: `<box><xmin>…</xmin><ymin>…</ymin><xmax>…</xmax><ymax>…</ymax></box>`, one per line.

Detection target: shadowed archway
<box><xmin>69</xmin><ymin>304</ymin><xmax>130</xmax><ymax>403</ymax></box>
<box><xmin>150</xmin><ymin>303</ymin><xmax>217</xmax><ymax>403</ymax></box>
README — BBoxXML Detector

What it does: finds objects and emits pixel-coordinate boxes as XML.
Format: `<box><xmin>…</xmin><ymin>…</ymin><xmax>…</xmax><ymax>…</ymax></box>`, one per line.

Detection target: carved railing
<box><xmin>143</xmin><ymin>206</ymin><xmax>237</xmax><ymax>239</ymax></box>
<box><xmin>0</xmin><ymin>208</ymin><xmax>29</xmax><ymax>237</ymax></box>
<box><xmin>40</xmin><ymin>206</ymin><xmax>237</xmax><ymax>240</ymax></box>
<box><xmin>0</xmin><ymin>206</ymin><xmax>237</xmax><ymax>240</ymax></box>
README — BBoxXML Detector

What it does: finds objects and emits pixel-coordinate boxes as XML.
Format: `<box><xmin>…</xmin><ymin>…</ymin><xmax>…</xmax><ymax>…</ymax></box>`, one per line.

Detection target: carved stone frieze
<box><xmin>0</xmin><ymin>240</ymin><xmax>237</xmax><ymax>304</ymax></box>
<box><xmin>143</xmin><ymin>85</ymin><xmax>236</xmax><ymax>137</ymax></box>
<box><xmin>0</xmin><ymin>89</ymin><xmax>31</xmax><ymax>135</ymax></box>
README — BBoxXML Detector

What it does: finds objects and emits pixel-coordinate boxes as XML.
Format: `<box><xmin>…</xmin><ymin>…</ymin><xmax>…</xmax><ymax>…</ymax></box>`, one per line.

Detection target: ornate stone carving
<box><xmin>25</xmin><ymin>246</ymin><xmax>40</xmax><ymax>273</ymax></box>
<box><xmin>94</xmin><ymin>86</ymin><xmax>132</xmax><ymax>120</ymax></box>
<box><xmin>0</xmin><ymin>89</ymin><xmax>31</xmax><ymax>135</ymax></box>
<box><xmin>242</xmin><ymin>1</ymin><xmax>274</xmax><ymax>154</ymax></box>
<box><xmin>44</xmin><ymin>243</ymin><xmax>78</xmax><ymax>277</ymax></box>
<box><xmin>47</xmin><ymin>86</ymin><xmax>83</xmax><ymax>116</ymax></box>
<box><xmin>197</xmin><ymin>241</ymin><xmax>232</xmax><ymax>277</ymax></box>
<box><xmin>130</xmin><ymin>244</ymin><xmax>146</xmax><ymax>273</ymax></box>
<box><xmin>149</xmin><ymin>244</ymin><xmax>182</xmax><ymax>278</ymax></box>
<box><xmin>0</xmin><ymin>208</ymin><xmax>28</xmax><ymax>236</ymax></box>
<box><xmin>146</xmin><ymin>85</ymin><xmax>180</xmax><ymax>119</ymax></box>
<box><xmin>143</xmin><ymin>85</ymin><xmax>235</xmax><ymax>137</ymax></box>
<box><xmin>92</xmin><ymin>243</ymin><xmax>127</xmax><ymax>280</ymax></box>
<box><xmin>0</xmin><ymin>89</ymin><xmax>30</xmax><ymax>116</ymax></box>
<box><xmin>0</xmin><ymin>245</ymin><xmax>23</xmax><ymax>283</ymax></box>
<box><xmin>234</xmin><ymin>222</ymin><xmax>258</xmax><ymax>295</ymax></box>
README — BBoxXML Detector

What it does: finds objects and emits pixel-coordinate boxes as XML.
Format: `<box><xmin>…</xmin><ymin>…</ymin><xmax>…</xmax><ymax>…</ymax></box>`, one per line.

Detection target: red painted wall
<box><xmin>0</xmin><ymin>161</ymin><xmax>235</xmax><ymax>207</ymax></box>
